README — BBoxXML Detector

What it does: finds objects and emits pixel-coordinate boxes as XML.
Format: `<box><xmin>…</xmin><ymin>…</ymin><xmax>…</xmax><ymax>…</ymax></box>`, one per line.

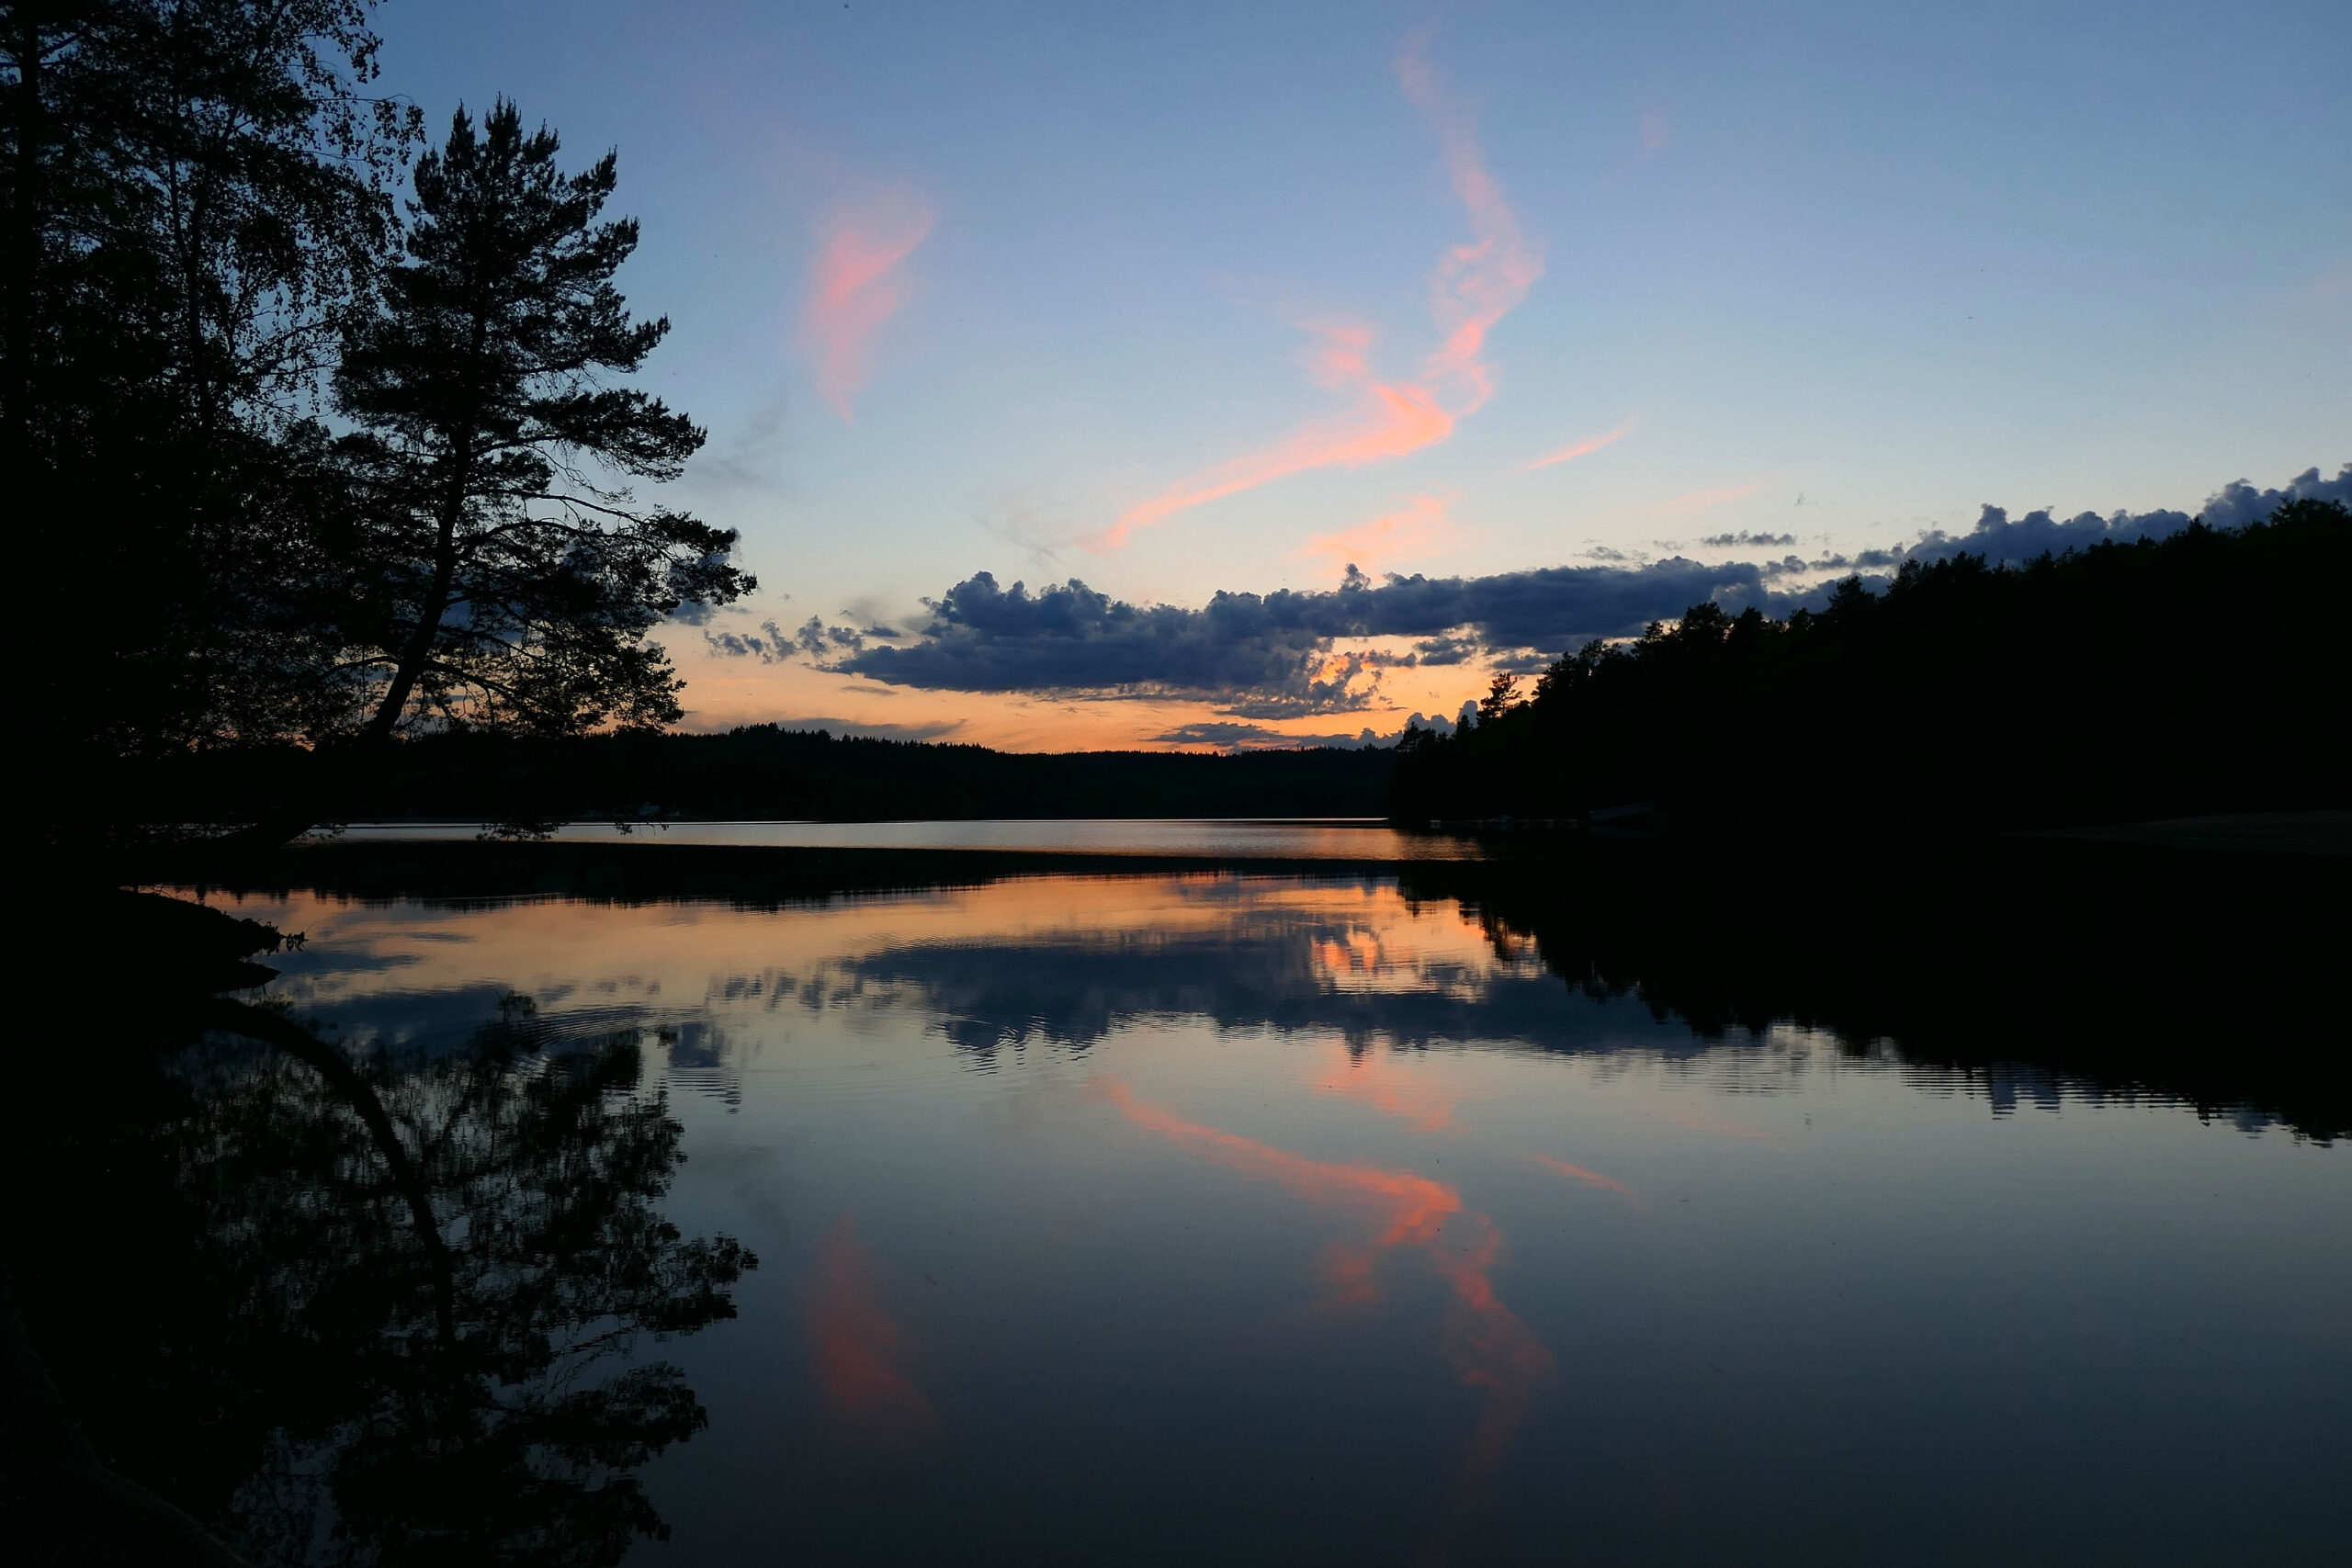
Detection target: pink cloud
<box><xmin>1653</xmin><ymin>478</ymin><xmax>1772</xmax><ymax>516</ymax></box>
<box><xmin>800</xmin><ymin>186</ymin><xmax>934</xmax><ymax>423</ymax></box>
<box><xmin>1297</xmin><ymin>493</ymin><xmax>1462</xmax><ymax>578</ymax></box>
<box><xmin>1084</xmin><ymin>34</ymin><xmax>1542</xmax><ymax>554</ymax></box>
<box><xmin>1522</xmin><ymin>417</ymin><xmax>1636</xmax><ymax>472</ymax></box>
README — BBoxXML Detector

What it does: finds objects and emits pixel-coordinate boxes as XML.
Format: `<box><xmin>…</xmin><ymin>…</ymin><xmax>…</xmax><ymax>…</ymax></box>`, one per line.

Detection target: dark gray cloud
<box><xmin>1402</xmin><ymin>710</ymin><xmax>1462</xmax><ymax>739</ymax></box>
<box><xmin>1412</xmin><ymin>635</ymin><xmax>1479</xmax><ymax>666</ymax></box>
<box><xmin>2197</xmin><ymin>465</ymin><xmax>2350</xmax><ymax>528</ymax></box>
<box><xmin>1892</xmin><ymin>464</ymin><xmax>2348</xmax><ymax>570</ymax></box>
<box><xmin>705</xmin><ymin>464</ymin><xmax>2346</xmax><ymax>712</ymax></box>
<box><xmin>1701</xmin><ymin>529</ymin><xmax>1796</xmax><ymax>547</ymax></box>
<box><xmin>1150</xmin><ymin>720</ymin><xmax>1387</xmax><ymax>750</ymax></box>
<box><xmin>834</xmin><ymin>558</ymin><xmax>1771</xmax><ymax>712</ymax></box>
<box><xmin>702</xmin><ymin>619</ymin><xmax>791</xmax><ymax>661</ymax></box>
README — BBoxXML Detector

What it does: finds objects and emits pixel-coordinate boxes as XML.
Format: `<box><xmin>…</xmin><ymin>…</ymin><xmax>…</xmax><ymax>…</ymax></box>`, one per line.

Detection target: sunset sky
<box><xmin>383</xmin><ymin>0</ymin><xmax>2350</xmax><ymax>750</ymax></box>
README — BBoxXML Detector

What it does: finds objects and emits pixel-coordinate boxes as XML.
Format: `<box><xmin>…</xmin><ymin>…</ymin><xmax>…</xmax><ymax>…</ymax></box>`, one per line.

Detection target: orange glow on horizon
<box><xmin>801</xmin><ymin>186</ymin><xmax>934</xmax><ymax>423</ymax></box>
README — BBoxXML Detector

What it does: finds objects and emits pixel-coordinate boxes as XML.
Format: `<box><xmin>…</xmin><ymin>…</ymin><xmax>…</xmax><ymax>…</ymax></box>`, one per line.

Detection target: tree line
<box><xmin>131</xmin><ymin>721</ymin><xmax>1402</xmax><ymax>826</ymax></box>
<box><xmin>1389</xmin><ymin>497</ymin><xmax>2350</xmax><ymax>829</ymax></box>
<box><xmin>6</xmin><ymin>2</ymin><xmax>748</xmax><ymax>852</ymax></box>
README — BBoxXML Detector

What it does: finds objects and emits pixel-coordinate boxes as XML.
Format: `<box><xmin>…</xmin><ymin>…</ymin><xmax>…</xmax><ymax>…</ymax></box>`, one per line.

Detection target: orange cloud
<box><xmin>1085</xmin><ymin>34</ymin><xmax>1542</xmax><ymax>553</ymax></box>
<box><xmin>808</xmin><ymin>1212</ymin><xmax>940</xmax><ymax>1456</ymax></box>
<box><xmin>801</xmin><ymin>186</ymin><xmax>934</xmax><ymax>423</ymax></box>
<box><xmin>1098</xmin><ymin>1079</ymin><xmax>1551</xmax><ymax>1555</ymax></box>
<box><xmin>1522</xmin><ymin>418</ymin><xmax>1636</xmax><ymax>472</ymax></box>
<box><xmin>1297</xmin><ymin>494</ymin><xmax>1462</xmax><ymax>579</ymax></box>
<box><xmin>1396</xmin><ymin>34</ymin><xmax>1545</xmax><ymax>420</ymax></box>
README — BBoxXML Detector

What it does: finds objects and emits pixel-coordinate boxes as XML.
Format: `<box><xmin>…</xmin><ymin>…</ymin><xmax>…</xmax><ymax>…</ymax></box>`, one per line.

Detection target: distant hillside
<box><xmin>146</xmin><ymin>727</ymin><xmax>1398</xmax><ymax>825</ymax></box>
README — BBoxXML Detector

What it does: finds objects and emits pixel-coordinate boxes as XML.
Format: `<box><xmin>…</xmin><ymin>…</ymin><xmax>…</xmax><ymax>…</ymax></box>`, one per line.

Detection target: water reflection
<box><xmin>807</xmin><ymin>1213</ymin><xmax>942</xmax><ymax>1463</ymax></box>
<box><xmin>8</xmin><ymin>991</ymin><xmax>752</xmax><ymax>1567</ymax></box>
<box><xmin>15</xmin><ymin>853</ymin><xmax>2347</xmax><ymax>1564</ymax></box>
<box><xmin>311</xmin><ymin>818</ymin><xmax>1482</xmax><ymax>860</ymax></box>
<box><xmin>1100</xmin><ymin>1079</ymin><xmax>1551</xmax><ymax>1564</ymax></box>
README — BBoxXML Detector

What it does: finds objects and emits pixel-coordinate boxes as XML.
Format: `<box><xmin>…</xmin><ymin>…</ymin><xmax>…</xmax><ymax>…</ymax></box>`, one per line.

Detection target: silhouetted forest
<box><xmin>9</xmin><ymin>6</ymin><xmax>746</xmax><ymax>854</ymax></box>
<box><xmin>126</xmin><ymin>724</ymin><xmax>1399</xmax><ymax>825</ymax></box>
<box><xmin>1391</xmin><ymin>498</ymin><xmax>2351</xmax><ymax>829</ymax></box>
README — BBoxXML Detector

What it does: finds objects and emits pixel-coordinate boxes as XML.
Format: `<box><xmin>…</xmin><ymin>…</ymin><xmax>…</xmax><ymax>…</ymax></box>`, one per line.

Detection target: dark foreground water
<box><xmin>13</xmin><ymin>852</ymin><xmax>2349</xmax><ymax>1565</ymax></box>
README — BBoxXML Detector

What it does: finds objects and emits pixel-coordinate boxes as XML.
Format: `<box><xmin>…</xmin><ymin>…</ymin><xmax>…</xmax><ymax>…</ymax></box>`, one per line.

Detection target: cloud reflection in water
<box><xmin>808</xmin><ymin>1213</ymin><xmax>940</xmax><ymax>1460</ymax></box>
<box><xmin>1097</xmin><ymin>1078</ymin><xmax>1552</xmax><ymax>1561</ymax></box>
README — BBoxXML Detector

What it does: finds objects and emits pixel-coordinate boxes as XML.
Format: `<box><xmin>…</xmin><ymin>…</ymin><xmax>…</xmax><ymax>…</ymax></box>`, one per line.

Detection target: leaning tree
<box><xmin>321</xmin><ymin>98</ymin><xmax>752</xmax><ymax>757</ymax></box>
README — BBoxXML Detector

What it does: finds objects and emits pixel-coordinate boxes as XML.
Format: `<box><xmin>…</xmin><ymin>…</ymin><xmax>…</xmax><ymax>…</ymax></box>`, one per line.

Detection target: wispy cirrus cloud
<box><xmin>1652</xmin><ymin>478</ymin><xmax>1773</xmax><ymax>516</ymax></box>
<box><xmin>1522</xmin><ymin>417</ymin><xmax>1636</xmax><ymax>472</ymax></box>
<box><xmin>800</xmin><ymin>186</ymin><xmax>934</xmax><ymax>423</ymax></box>
<box><xmin>1083</xmin><ymin>31</ymin><xmax>1542</xmax><ymax>553</ymax></box>
<box><xmin>1297</xmin><ymin>494</ymin><xmax>1463</xmax><ymax>579</ymax></box>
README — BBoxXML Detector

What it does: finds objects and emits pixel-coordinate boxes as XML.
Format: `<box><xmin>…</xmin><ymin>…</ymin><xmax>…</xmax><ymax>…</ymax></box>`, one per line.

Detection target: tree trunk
<box><xmin>194</xmin><ymin>449</ymin><xmax>472</xmax><ymax>861</ymax></box>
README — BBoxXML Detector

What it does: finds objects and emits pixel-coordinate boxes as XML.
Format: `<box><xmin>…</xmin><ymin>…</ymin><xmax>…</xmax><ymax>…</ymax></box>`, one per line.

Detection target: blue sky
<box><xmin>379</xmin><ymin>0</ymin><xmax>2351</xmax><ymax>747</ymax></box>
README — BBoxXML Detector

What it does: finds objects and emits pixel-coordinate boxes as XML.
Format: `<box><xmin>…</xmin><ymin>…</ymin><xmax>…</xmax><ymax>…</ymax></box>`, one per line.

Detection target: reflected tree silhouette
<box><xmin>8</xmin><ymin>988</ymin><xmax>752</xmax><ymax>1568</ymax></box>
<box><xmin>1396</xmin><ymin>842</ymin><xmax>2351</xmax><ymax>1141</ymax></box>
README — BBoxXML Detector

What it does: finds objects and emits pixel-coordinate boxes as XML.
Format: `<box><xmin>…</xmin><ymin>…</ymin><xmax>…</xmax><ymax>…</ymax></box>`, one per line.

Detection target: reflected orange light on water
<box><xmin>1314</xmin><ymin>1044</ymin><xmax>1464</xmax><ymax>1133</ymax></box>
<box><xmin>1532</xmin><ymin>1154</ymin><xmax>1641</xmax><ymax>1203</ymax></box>
<box><xmin>808</xmin><ymin>1213</ymin><xmax>940</xmax><ymax>1458</ymax></box>
<box><xmin>1097</xmin><ymin>1079</ymin><xmax>1552</xmax><ymax>1561</ymax></box>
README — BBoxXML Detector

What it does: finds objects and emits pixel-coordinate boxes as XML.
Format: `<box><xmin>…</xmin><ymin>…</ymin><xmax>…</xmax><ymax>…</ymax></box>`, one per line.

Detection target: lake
<box><xmin>16</xmin><ymin>844</ymin><xmax>2347</xmax><ymax>1565</ymax></box>
<box><xmin>311</xmin><ymin>817</ymin><xmax>1487</xmax><ymax>859</ymax></box>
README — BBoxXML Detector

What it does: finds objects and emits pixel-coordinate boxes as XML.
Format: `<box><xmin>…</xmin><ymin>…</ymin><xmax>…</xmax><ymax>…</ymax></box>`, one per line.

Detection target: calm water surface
<box><xmin>62</xmin><ymin>870</ymin><xmax>2351</xmax><ymax>1563</ymax></box>
<box><xmin>314</xmin><ymin>818</ymin><xmax>1484</xmax><ymax>859</ymax></box>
